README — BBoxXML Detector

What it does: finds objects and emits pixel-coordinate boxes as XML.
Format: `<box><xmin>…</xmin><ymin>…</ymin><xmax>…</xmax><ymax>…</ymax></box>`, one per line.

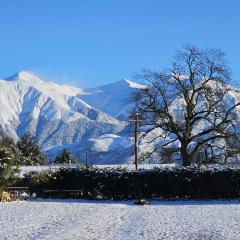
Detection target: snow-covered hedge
<box><xmin>22</xmin><ymin>165</ymin><xmax>240</xmax><ymax>199</ymax></box>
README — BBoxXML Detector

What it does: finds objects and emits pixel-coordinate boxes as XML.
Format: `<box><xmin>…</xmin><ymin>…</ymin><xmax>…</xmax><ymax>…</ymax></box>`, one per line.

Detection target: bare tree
<box><xmin>132</xmin><ymin>45</ymin><xmax>240</xmax><ymax>166</ymax></box>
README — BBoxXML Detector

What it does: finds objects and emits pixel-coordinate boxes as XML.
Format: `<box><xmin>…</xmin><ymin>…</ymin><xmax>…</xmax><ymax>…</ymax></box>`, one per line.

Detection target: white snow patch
<box><xmin>0</xmin><ymin>199</ymin><xmax>240</xmax><ymax>240</ymax></box>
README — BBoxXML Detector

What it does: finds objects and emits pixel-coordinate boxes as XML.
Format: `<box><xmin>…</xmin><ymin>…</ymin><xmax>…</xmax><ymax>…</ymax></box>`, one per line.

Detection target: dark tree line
<box><xmin>24</xmin><ymin>167</ymin><xmax>240</xmax><ymax>200</ymax></box>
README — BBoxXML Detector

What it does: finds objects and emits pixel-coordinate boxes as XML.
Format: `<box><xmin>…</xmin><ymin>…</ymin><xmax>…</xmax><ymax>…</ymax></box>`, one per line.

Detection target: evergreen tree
<box><xmin>0</xmin><ymin>138</ymin><xmax>19</xmax><ymax>191</ymax></box>
<box><xmin>17</xmin><ymin>133</ymin><xmax>46</xmax><ymax>165</ymax></box>
<box><xmin>54</xmin><ymin>148</ymin><xmax>76</xmax><ymax>165</ymax></box>
<box><xmin>1</xmin><ymin>137</ymin><xmax>21</xmax><ymax>159</ymax></box>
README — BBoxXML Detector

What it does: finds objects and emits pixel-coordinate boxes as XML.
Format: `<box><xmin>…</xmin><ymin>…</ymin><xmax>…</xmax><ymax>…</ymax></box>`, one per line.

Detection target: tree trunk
<box><xmin>181</xmin><ymin>146</ymin><xmax>191</xmax><ymax>167</ymax></box>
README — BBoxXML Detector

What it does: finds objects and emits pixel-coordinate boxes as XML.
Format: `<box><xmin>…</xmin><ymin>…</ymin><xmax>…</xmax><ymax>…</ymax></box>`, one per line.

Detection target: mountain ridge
<box><xmin>0</xmin><ymin>71</ymin><xmax>144</xmax><ymax>163</ymax></box>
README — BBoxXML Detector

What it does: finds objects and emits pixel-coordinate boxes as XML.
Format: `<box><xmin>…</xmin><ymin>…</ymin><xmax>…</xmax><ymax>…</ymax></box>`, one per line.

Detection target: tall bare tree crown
<box><xmin>132</xmin><ymin>45</ymin><xmax>240</xmax><ymax>166</ymax></box>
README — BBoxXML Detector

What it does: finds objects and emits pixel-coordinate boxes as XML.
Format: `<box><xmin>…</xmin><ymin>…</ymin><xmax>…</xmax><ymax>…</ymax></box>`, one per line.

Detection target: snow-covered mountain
<box><xmin>79</xmin><ymin>79</ymin><xmax>145</xmax><ymax>120</ymax></box>
<box><xmin>0</xmin><ymin>71</ymin><xmax>145</xmax><ymax>163</ymax></box>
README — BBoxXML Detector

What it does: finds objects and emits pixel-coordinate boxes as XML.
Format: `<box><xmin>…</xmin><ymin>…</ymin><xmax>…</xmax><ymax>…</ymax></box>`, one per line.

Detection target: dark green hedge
<box><xmin>22</xmin><ymin>166</ymin><xmax>240</xmax><ymax>200</ymax></box>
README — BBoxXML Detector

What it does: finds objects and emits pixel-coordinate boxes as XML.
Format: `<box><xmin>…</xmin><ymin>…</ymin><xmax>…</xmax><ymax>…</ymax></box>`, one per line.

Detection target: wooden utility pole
<box><xmin>85</xmin><ymin>152</ymin><xmax>88</xmax><ymax>168</ymax></box>
<box><xmin>130</xmin><ymin>113</ymin><xmax>141</xmax><ymax>170</ymax></box>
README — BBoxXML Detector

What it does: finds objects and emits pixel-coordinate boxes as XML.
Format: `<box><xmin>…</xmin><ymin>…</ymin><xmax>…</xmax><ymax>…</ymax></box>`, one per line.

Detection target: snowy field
<box><xmin>0</xmin><ymin>200</ymin><xmax>240</xmax><ymax>240</ymax></box>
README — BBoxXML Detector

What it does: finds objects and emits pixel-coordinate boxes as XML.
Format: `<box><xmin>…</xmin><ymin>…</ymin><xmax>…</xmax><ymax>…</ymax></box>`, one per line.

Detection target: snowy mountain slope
<box><xmin>45</xmin><ymin>132</ymin><xmax>160</xmax><ymax>164</ymax></box>
<box><xmin>0</xmin><ymin>71</ymin><xmax>150</xmax><ymax>163</ymax></box>
<box><xmin>45</xmin><ymin>134</ymin><xmax>135</xmax><ymax>164</ymax></box>
<box><xmin>0</xmin><ymin>71</ymin><xmax>125</xmax><ymax>152</ymax></box>
<box><xmin>79</xmin><ymin>79</ymin><xmax>146</xmax><ymax>120</ymax></box>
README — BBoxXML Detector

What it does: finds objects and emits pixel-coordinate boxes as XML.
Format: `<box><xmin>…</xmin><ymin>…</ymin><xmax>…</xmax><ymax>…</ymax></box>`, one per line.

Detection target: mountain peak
<box><xmin>96</xmin><ymin>78</ymin><xmax>145</xmax><ymax>90</ymax></box>
<box><xmin>5</xmin><ymin>71</ymin><xmax>43</xmax><ymax>84</ymax></box>
<box><xmin>119</xmin><ymin>78</ymin><xmax>146</xmax><ymax>89</ymax></box>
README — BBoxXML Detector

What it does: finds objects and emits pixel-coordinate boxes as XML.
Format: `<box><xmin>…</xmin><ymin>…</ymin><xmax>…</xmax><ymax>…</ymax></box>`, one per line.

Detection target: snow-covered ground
<box><xmin>0</xmin><ymin>199</ymin><xmax>240</xmax><ymax>240</ymax></box>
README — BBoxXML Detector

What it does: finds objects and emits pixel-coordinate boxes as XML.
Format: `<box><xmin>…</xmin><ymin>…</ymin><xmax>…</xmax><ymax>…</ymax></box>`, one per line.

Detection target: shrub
<box><xmin>23</xmin><ymin>165</ymin><xmax>240</xmax><ymax>200</ymax></box>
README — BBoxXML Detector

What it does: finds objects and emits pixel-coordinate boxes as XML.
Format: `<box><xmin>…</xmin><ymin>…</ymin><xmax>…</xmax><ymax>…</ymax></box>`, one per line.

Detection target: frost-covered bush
<box><xmin>24</xmin><ymin>169</ymin><xmax>60</xmax><ymax>194</ymax></box>
<box><xmin>23</xmin><ymin>165</ymin><xmax>240</xmax><ymax>199</ymax></box>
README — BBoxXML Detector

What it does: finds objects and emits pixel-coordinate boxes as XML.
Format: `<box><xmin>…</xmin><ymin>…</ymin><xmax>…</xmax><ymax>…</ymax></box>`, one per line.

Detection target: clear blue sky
<box><xmin>0</xmin><ymin>0</ymin><xmax>239</xmax><ymax>87</ymax></box>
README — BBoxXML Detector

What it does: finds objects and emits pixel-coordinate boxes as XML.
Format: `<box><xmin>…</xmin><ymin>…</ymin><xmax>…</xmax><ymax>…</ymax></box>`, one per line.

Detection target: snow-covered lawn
<box><xmin>0</xmin><ymin>199</ymin><xmax>240</xmax><ymax>240</ymax></box>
